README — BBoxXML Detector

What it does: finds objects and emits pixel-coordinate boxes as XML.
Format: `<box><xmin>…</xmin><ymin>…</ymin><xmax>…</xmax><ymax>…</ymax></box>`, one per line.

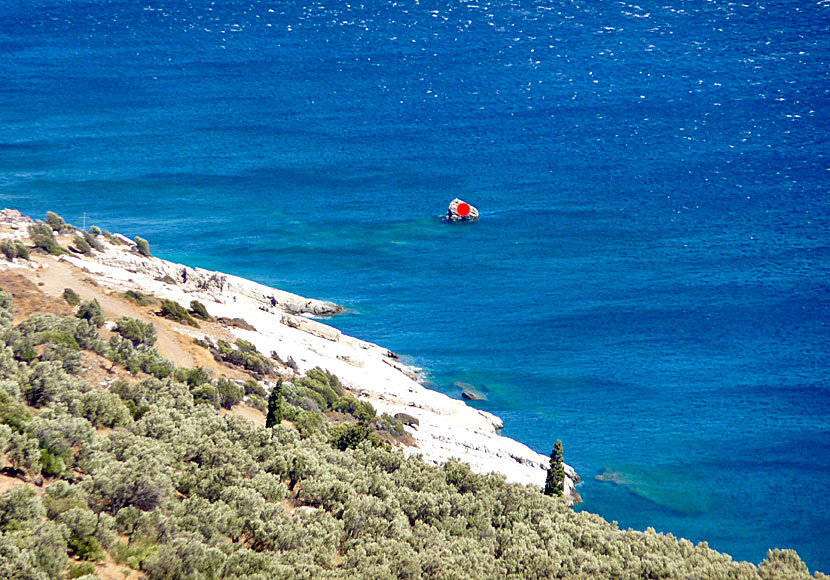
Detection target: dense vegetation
<box><xmin>0</xmin><ymin>220</ymin><xmax>824</xmax><ymax>578</ymax></box>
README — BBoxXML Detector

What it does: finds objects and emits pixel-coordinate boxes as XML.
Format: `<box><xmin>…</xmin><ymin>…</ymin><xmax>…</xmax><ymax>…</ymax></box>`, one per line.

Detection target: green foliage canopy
<box><xmin>0</xmin><ymin>285</ymin><xmax>822</xmax><ymax>580</ymax></box>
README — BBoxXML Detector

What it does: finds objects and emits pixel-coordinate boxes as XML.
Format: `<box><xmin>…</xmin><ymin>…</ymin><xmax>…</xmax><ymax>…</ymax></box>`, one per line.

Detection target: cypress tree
<box><xmin>266</xmin><ymin>379</ymin><xmax>283</xmax><ymax>428</ymax></box>
<box><xmin>544</xmin><ymin>439</ymin><xmax>566</xmax><ymax>497</ymax></box>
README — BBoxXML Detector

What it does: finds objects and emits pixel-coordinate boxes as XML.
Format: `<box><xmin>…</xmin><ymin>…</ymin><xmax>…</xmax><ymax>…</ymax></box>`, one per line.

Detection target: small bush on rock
<box><xmin>46</xmin><ymin>211</ymin><xmax>71</xmax><ymax>233</ymax></box>
<box><xmin>28</xmin><ymin>223</ymin><xmax>65</xmax><ymax>255</ymax></box>
<box><xmin>82</xmin><ymin>230</ymin><xmax>103</xmax><ymax>252</ymax></box>
<box><xmin>189</xmin><ymin>300</ymin><xmax>212</xmax><ymax>321</ymax></box>
<box><xmin>71</xmin><ymin>235</ymin><xmax>92</xmax><ymax>255</ymax></box>
<box><xmin>134</xmin><ymin>236</ymin><xmax>151</xmax><ymax>257</ymax></box>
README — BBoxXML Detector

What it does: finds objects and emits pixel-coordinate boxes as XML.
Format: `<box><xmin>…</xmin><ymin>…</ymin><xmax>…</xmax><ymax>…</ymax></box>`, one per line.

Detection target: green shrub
<box><xmin>330</xmin><ymin>423</ymin><xmax>372</xmax><ymax>451</ymax></box>
<box><xmin>175</xmin><ymin>366</ymin><xmax>211</xmax><ymax>387</ymax></box>
<box><xmin>80</xmin><ymin>390</ymin><xmax>132</xmax><ymax>428</ymax></box>
<box><xmin>63</xmin><ymin>288</ymin><xmax>80</xmax><ymax>306</ymax></box>
<box><xmin>296</xmin><ymin>377</ymin><xmax>339</xmax><ymax>409</ymax></box>
<box><xmin>67</xmin><ymin>561</ymin><xmax>98</xmax><ymax>579</ymax></box>
<box><xmin>282</xmin><ymin>403</ymin><xmax>300</xmax><ymax>421</ymax></box>
<box><xmin>89</xmin><ymin>226</ymin><xmax>102</xmax><ymax>236</ymax></box>
<box><xmin>1</xmin><ymin>239</ymin><xmax>17</xmax><ymax>261</ymax></box>
<box><xmin>114</xmin><ymin>317</ymin><xmax>156</xmax><ymax>347</ymax></box>
<box><xmin>215</xmin><ymin>378</ymin><xmax>244</xmax><ymax>409</ymax></box>
<box><xmin>0</xmin><ymin>389</ymin><xmax>32</xmax><ymax>430</ymax></box>
<box><xmin>0</xmin><ymin>239</ymin><xmax>29</xmax><ymax>261</ymax></box>
<box><xmin>0</xmin><ymin>485</ymin><xmax>45</xmax><ymax>529</ymax></box>
<box><xmin>159</xmin><ymin>299</ymin><xmax>199</xmax><ymax>327</ymax></box>
<box><xmin>15</xmin><ymin>240</ymin><xmax>30</xmax><ymax>260</ymax></box>
<box><xmin>68</xmin><ymin>534</ymin><xmax>105</xmax><ymax>561</ymax></box>
<box><xmin>6</xmin><ymin>431</ymin><xmax>41</xmax><ymax>476</ymax></box>
<box><xmin>42</xmin><ymin>480</ymin><xmax>88</xmax><ymax>519</ymax></box>
<box><xmin>306</xmin><ymin>368</ymin><xmax>343</xmax><ymax>395</ymax></box>
<box><xmin>109</xmin><ymin>538</ymin><xmax>157</xmax><ymax>570</ymax></box>
<box><xmin>294</xmin><ymin>410</ymin><xmax>324</xmax><ymax>438</ymax></box>
<box><xmin>211</xmin><ymin>339</ymin><xmax>273</xmax><ymax>375</ymax></box>
<box><xmin>377</xmin><ymin>412</ymin><xmax>406</xmax><ymax>436</ymax></box>
<box><xmin>82</xmin><ymin>230</ymin><xmax>104</xmax><ymax>251</ymax></box>
<box><xmin>134</xmin><ymin>236</ymin><xmax>151</xmax><ymax>257</ymax></box>
<box><xmin>124</xmin><ymin>289</ymin><xmax>152</xmax><ymax>306</ymax></box>
<box><xmin>76</xmin><ymin>299</ymin><xmax>105</xmax><ymax>328</ymax></box>
<box><xmin>0</xmin><ymin>291</ymin><xmax>12</xmax><ymax>330</ymax></box>
<box><xmin>40</xmin><ymin>448</ymin><xmax>67</xmax><ymax>477</ymax></box>
<box><xmin>46</xmin><ymin>211</ymin><xmax>71</xmax><ymax>233</ymax></box>
<box><xmin>248</xmin><ymin>395</ymin><xmax>267</xmax><ymax>412</ymax></box>
<box><xmin>28</xmin><ymin>222</ymin><xmax>65</xmax><ymax>255</ymax></box>
<box><xmin>192</xmin><ymin>383</ymin><xmax>219</xmax><ymax>408</ymax></box>
<box><xmin>41</xmin><ymin>343</ymin><xmax>83</xmax><ymax>374</ymax></box>
<box><xmin>333</xmin><ymin>396</ymin><xmax>377</xmax><ymax>424</ymax></box>
<box><xmin>71</xmin><ymin>235</ymin><xmax>92</xmax><ymax>255</ymax></box>
<box><xmin>21</xmin><ymin>361</ymin><xmax>69</xmax><ymax>407</ymax></box>
<box><xmin>394</xmin><ymin>412</ymin><xmax>419</xmax><ymax>427</ymax></box>
<box><xmin>139</xmin><ymin>350</ymin><xmax>175</xmax><ymax>379</ymax></box>
<box><xmin>290</xmin><ymin>386</ymin><xmax>326</xmax><ymax>412</ymax></box>
<box><xmin>15</xmin><ymin>312</ymin><xmax>99</xmax><ymax>351</ymax></box>
<box><xmin>189</xmin><ymin>300</ymin><xmax>212</xmax><ymax>321</ymax></box>
<box><xmin>13</xmin><ymin>341</ymin><xmax>38</xmax><ymax>363</ymax></box>
<box><xmin>244</xmin><ymin>378</ymin><xmax>266</xmax><ymax>397</ymax></box>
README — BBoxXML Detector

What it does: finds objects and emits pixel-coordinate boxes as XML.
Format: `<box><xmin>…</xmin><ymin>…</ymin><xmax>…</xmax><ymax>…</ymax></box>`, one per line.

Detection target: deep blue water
<box><xmin>2</xmin><ymin>0</ymin><xmax>829</xmax><ymax>570</ymax></box>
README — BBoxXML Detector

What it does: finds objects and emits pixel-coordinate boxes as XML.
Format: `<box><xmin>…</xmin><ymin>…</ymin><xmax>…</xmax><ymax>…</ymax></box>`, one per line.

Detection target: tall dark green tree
<box><xmin>265</xmin><ymin>379</ymin><xmax>283</xmax><ymax>428</ymax></box>
<box><xmin>544</xmin><ymin>439</ymin><xmax>566</xmax><ymax>497</ymax></box>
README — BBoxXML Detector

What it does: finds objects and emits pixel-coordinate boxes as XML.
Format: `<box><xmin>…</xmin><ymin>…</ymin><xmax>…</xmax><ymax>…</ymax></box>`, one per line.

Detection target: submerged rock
<box><xmin>455</xmin><ymin>381</ymin><xmax>487</xmax><ymax>401</ymax></box>
<box><xmin>446</xmin><ymin>198</ymin><xmax>479</xmax><ymax>222</ymax></box>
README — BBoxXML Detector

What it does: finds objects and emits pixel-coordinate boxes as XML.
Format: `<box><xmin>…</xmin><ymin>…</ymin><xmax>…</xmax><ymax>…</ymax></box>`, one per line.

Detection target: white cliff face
<box><xmin>1</xmin><ymin>219</ymin><xmax>578</xmax><ymax>499</ymax></box>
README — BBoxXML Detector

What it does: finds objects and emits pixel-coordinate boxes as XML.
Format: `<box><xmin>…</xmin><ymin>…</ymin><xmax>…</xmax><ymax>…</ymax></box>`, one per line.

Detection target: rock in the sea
<box><xmin>446</xmin><ymin>198</ymin><xmax>479</xmax><ymax>222</ymax></box>
<box><xmin>455</xmin><ymin>381</ymin><xmax>487</xmax><ymax>401</ymax></box>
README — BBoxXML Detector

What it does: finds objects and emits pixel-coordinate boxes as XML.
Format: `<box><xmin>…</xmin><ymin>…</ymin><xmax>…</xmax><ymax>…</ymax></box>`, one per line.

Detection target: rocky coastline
<box><xmin>0</xmin><ymin>209</ymin><xmax>579</xmax><ymax>501</ymax></box>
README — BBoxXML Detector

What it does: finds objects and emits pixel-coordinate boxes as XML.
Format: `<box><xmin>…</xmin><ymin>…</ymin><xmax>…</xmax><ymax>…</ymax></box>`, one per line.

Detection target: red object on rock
<box><xmin>446</xmin><ymin>198</ymin><xmax>479</xmax><ymax>221</ymax></box>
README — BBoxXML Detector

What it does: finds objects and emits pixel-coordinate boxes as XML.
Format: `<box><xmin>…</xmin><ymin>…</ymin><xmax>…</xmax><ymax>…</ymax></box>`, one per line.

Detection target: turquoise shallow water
<box><xmin>2</xmin><ymin>0</ymin><xmax>829</xmax><ymax>570</ymax></box>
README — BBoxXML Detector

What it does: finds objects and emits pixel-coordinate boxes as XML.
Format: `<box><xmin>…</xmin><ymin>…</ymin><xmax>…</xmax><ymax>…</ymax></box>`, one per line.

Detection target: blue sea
<box><xmin>1</xmin><ymin>0</ymin><xmax>828</xmax><ymax>570</ymax></box>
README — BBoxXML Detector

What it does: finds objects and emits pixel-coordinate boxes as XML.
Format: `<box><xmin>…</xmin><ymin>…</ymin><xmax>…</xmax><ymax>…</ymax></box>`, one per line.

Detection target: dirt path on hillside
<box><xmin>25</xmin><ymin>258</ymin><xmax>199</xmax><ymax>368</ymax></box>
<box><xmin>1</xmin><ymin>257</ymin><xmax>254</xmax><ymax>383</ymax></box>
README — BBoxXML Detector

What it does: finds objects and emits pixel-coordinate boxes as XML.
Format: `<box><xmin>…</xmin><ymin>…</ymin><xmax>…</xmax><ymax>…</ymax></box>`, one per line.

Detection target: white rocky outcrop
<box><xmin>77</xmin><ymin>241</ymin><xmax>342</xmax><ymax>317</ymax></box>
<box><xmin>0</xmin><ymin>212</ymin><xmax>578</xmax><ymax>499</ymax></box>
<box><xmin>0</xmin><ymin>209</ymin><xmax>34</xmax><ymax>235</ymax></box>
